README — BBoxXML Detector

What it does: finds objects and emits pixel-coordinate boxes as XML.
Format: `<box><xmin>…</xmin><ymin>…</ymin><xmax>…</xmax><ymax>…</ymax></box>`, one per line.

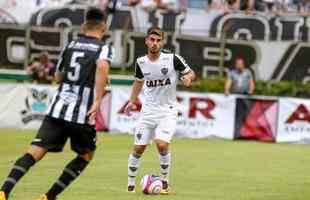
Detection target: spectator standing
<box><xmin>225</xmin><ymin>57</ymin><xmax>255</xmax><ymax>95</ymax></box>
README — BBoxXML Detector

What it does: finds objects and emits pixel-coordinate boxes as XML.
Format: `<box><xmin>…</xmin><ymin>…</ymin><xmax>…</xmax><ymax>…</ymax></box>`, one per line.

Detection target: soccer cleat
<box><xmin>160</xmin><ymin>181</ymin><xmax>170</xmax><ymax>195</ymax></box>
<box><xmin>127</xmin><ymin>185</ymin><xmax>135</xmax><ymax>193</ymax></box>
<box><xmin>36</xmin><ymin>194</ymin><xmax>50</xmax><ymax>200</ymax></box>
<box><xmin>0</xmin><ymin>191</ymin><xmax>7</xmax><ymax>200</ymax></box>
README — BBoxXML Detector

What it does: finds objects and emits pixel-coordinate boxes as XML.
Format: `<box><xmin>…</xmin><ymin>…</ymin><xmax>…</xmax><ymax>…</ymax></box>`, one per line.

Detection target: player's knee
<box><xmin>156</xmin><ymin>142</ymin><xmax>169</xmax><ymax>154</ymax></box>
<box><xmin>27</xmin><ymin>145</ymin><xmax>48</xmax><ymax>161</ymax></box>
<box><xmin>81</xmin><ymin>151</ymin><xmax>95</xmax><ymax>162</ymax></box>
<box><xmin>133</xmin><ymin>145</ymin><xmax>147</xmax><ymax>155</ymax></box>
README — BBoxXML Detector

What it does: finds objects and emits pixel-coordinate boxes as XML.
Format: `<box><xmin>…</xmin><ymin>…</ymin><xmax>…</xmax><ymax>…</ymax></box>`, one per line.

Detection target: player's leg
<box><xmin>155</xmin><ymin>140</ymin><xmax>171</xmax><ymax>193</ymax></box>
<box><xmin>0</xmin><ymin>116</ymin><xmax>65</xmax><ymax>200</ymax></box>
<box><xmin>127</xmin><ymin>145</ymin><xmax>147</xmax><ymax>192</ymax></box>
<box><xmin>154</xmin><ymin>115</ymin><xmax>176</xmax><ymax>194</ymax></box>
<box><xmin>127</xmin><ymin>123</ymin><xmax>154</xmax><ymax>192</ymax></box>
<box><xmin>0</xmin><ymin>145</ymin><xmax>47</xmax><ymax>200</ymax></box>
<box><xmin>43</xmin><ymin>152</ymin><xmax>94</xmax><ymax>200</ymax></box>
<box><xmin>42</xmin><ymin>123</ymin><xmax>96</xmax><ymax>200</ymax></box>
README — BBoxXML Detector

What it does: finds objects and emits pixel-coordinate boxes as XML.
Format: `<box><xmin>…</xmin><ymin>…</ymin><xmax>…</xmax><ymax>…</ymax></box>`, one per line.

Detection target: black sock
<box><xmin>46</xmin><ymin>156</ymin><xmax>89</xmax><ymax>200</ymax></box>
<box><xmin>1</xmin><ymin>153</ymin><xmax>36</xmax><ymax>197</ymax></box>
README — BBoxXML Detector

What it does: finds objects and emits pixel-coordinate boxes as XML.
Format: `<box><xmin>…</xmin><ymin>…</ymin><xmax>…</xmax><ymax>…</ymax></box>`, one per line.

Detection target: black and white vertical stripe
<box><xmin>47</xmin><ymin>83</ymin><xmax>93</xmax><ymax>124</ymax></box>
<box><xmin>97</xmin><ymin>44</ymin><xmax>113</xmax><ymax>63</ymax></box>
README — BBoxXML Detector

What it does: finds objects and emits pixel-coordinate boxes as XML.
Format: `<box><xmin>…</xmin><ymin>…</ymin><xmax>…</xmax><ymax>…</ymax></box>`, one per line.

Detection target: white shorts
<box><xmin>134</xmin><ymin>111</ymin><xmax>177</xmax><ymax>145</ymax></box>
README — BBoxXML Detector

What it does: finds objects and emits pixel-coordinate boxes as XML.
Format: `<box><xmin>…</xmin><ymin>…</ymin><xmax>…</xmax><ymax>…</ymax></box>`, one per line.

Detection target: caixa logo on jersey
<box><xmin>21</xmin><ymin>86</ymin><xmax>52</xmax><ymax>124</ymax></box>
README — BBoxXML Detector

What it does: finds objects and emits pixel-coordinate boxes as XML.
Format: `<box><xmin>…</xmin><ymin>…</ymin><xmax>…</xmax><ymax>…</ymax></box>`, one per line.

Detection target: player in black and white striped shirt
<box><xmin>0</xmin><ymin>8</ymin><xmax>112</xmax><ymax>200</ymax></box>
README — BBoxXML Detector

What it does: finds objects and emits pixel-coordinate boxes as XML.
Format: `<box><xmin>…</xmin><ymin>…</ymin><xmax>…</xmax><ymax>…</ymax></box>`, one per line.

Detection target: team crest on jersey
<box><xmin>21</xmin><ymin>86</ymin><xmax>52</xmax><ymax>124</ymax></box>
<box><xmin>161</xmin><ymin>67</ymin><xmax>168</xmax><ymax>75</ymax></box>
<box><xmin>136</xmin><ymin>133</ymin><xmax>142</xmax><ymax>140</ymax></box>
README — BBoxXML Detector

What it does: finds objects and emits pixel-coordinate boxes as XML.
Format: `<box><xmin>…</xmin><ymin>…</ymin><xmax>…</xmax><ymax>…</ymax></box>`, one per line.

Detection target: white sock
<box><xmin>128</xmin><ymin>153</ymin><xmax>141</xmax><ymax>186</ymax></box>
<box><xmin>158</xmin><ymin>152</ymin><xmax>171</xmax><ymax>182</ymax></box>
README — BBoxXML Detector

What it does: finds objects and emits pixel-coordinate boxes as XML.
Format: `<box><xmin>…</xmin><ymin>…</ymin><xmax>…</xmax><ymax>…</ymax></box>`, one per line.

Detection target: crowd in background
<box><xmin>1</xmin><ymin>0</ymin><xmax>310</xmax><ymax>17</ymax></box>
<box><xmin>116</xmin><ymin>0</ymin><xmax>310</xmax><ymax>16</ymax></box>
<box><xmin>127</xmin><ymin>0</ymin><xmax>310</xmax><ymax>16</ymax></box>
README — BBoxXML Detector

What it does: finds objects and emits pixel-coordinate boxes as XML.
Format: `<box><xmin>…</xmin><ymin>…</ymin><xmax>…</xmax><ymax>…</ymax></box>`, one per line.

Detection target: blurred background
<box><xmin>0</xmin><ymin>0</ymin><xmax>310</xmax><ymax>142</ymax></box>
<box><xmin>1</xmin><ymin>0</ymin><xmax>310</xmax><ymax>93</ymax></box>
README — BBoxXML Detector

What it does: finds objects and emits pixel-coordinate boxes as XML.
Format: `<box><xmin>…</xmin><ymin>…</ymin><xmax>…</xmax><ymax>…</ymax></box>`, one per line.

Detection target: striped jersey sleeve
<box><xmin>173</xmin><ymin>54</ymin><xmax>191</xmax><ymax>74</ymax></box>
<box><xmin>97</xmin><ymin>44</ymin><xmax>114</xmax><ymax>63</ymax></box>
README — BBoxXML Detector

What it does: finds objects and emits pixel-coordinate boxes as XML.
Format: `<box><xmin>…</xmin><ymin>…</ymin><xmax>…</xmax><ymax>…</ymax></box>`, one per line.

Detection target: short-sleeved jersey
<box><xmin>47</xmin><ymin>35</ymin><xmax>113</xmax><ymax>124</ymax></box>
<box><xmin>134</xmin><ymin>52</ymin><xmax>191</xmax><ymax>110</ymax></box>
<box><xmin>227</xmin><ymin>68</ymin><xmax>253</xmax><ymax>94</ymax></box>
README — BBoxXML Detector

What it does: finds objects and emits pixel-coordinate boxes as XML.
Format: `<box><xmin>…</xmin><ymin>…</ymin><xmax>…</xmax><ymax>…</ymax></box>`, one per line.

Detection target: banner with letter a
<box><xmin>277</xmin><ymin>98</ymin><xmax>310</xmax><ymax>143</ymax></box>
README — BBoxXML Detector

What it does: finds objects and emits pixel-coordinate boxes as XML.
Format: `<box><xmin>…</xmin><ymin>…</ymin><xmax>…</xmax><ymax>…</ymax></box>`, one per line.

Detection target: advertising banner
<box><xmin>277</xmin><ymin>98</ymin><xmax>310</xmax><ymax>143</ymax></box>
<box><xmin>0</xmin><ymin>83</ymin><xmax>56</xmax><ymax>129</ymax></box>
<box><xmin>0</xmin><ymin>84</ymin><xmax>111</xmax><ymax>130</ymax></box>
<box><xmin>109</xmin><ymin>87</ymin><xmax>236</xmax><ymax>139</ymax></box>
<box><xmin>109</xmin><ymin>86</ymin><xmax>142</xmax><ymax>134</ymax></box>
<box><xmin>176</xmin><ymin>92</ymin><xmax>235</xmax><ymax>139</ymax></box>
<box><xmin>2</xmin><ymin>83</ymin><xmax>310</xmax><ymax>144</ymax></box>
<box><xmin>234</xmin><ymin>98</ymin><xmax>278</xmax><ymax>142</ymax></box>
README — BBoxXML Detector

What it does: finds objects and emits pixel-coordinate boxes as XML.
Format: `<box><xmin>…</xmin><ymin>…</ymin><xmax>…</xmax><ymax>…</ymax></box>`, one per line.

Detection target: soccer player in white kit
<box><xmin>124</xmin><ymin>27</ymin><xmax>195</xmax><ymax>194</ymax></box>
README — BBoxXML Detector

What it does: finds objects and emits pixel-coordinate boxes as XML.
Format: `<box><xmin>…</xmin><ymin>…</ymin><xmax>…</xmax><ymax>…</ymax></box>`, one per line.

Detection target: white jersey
<box><xmin>134</xmin><ymin>52</ymin><xmax>191</xmax><ymax>111</ymax></box>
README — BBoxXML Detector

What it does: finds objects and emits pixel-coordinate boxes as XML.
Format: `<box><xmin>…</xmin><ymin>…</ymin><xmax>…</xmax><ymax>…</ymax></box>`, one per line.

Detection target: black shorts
<box><xmin>31</xmin><ymin>116</ymin><xmax>96</xmax><ymax>154</ymax></box>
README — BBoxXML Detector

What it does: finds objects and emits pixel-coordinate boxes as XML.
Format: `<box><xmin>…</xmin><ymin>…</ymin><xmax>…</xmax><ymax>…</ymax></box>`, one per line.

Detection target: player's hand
<box><xmin>124</xmin><ymin>101</ymin><xmax>135</xmax><ymax>116</ymax></box>
<box><xmin>180</xmin><ymin>74</ymin><xmax>192</xmax><ymax>87</ymax></box>
<box><xmin>87</xmin><ymin>100</ymin><xmax>101</xmax><ymax>125</ymax></box>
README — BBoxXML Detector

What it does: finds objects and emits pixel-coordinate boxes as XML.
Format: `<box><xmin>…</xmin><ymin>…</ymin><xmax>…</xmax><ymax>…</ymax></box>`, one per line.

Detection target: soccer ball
<box><xmin>140</xmin><ymin>174</ymin><xmax>163</xmax><ymax>195</ymax></box>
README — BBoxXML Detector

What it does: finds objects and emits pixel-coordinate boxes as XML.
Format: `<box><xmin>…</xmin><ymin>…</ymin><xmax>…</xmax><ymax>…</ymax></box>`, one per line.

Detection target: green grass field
<box><xmin>0</xmin><ymin>129</ymin><xmax>310</xmax><ymax>200</ymax></box>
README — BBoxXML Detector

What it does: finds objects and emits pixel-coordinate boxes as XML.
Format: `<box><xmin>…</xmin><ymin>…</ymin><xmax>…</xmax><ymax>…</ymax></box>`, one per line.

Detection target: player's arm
<box><xmin>124</xmin><ymin>61</ymin><xmax>144</xmax><ymax>115</ymax></box>
<box><xmin>248</xmin><ymin>70</ymin><xmax>255</xmax><ymax>95</ymax></box>
<box><xmin>174</xmin><ymin>54</ymin><xmax>195</xmax><ymax>87</ymax></box>
<box><xmin>130</xmin><ymin>80</ymin><xmax>144</xmax><ymax>103</ymax></box>
<box><xmin>225</xmin><ymin>70</ymin><xmax>233</xmax><ymax>96</ymax></box>
<box><xmin>54</xmin><ymin>72</ymin><xmax>64</xmax><ymax>82</ymax></box>
<box><xmin>180</xmin><ymin>69</ymin><xmax>195</xmax><ymax>87</ymax></box>
<box><xmin>54</xmin><ymin>46</ymin><xmax>66</xmax><ymax>82</ymax></box>
<box><xmin>88</xmin><ymin>44</ymin><xmax>113</xmax><ymax>122</ymax></box>
<box><xmin>87</xmin><ymin>59</ymin><xmax>110</xmax><ymax>123</ymax></box>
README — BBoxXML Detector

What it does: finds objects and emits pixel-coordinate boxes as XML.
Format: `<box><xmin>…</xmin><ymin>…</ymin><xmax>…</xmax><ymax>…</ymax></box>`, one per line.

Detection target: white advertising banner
<box><xmin>176</xmin><ymin>92</ymin><xmax>236</xmax><ymax>139</ymax></box>
<box><xmin>109</xmin><ymin>86</ymin><xmax>236</xmax><ymax>139</ymax></box>
<box><xmin>109</xmin><ymin>86</ymin><xmax>142</xmax><ymax>134</ymax></box>
<box><xmin>0</xmin><ymin>83</ymin><xmax>56</xmax><ymax>129</ymax></box>
<box><xmin>277</xmin><ymin>98</ymin><xmax>310</xmax><ymax>143</ymax></box>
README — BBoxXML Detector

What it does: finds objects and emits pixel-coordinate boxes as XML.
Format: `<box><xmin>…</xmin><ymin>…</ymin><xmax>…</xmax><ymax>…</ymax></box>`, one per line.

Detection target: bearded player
<box><xmin>125</xmin><ymin>27</ymin><xmax>195</xmax><ymax>194</ymax></box>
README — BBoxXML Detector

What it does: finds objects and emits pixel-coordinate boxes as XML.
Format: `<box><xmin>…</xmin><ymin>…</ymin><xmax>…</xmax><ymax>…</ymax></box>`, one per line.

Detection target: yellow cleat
<box><xmin>160</xmin><ymin>181</ymin><xmax>170</xmax><ymax>195</ymax></box>
<box><xmin>36</xmin><ymin>194</ymin><xmax>49</xmax><ymax>200</ymax></box>
<box><xmin>0</xmin><ymin>192</ymin><xmax>7</xmax><ymax>200</ymax></box>
<box><xmin>160</xmin><ymin>188</ymin><xmax>170</xmax><ymax>195</ymax></box>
